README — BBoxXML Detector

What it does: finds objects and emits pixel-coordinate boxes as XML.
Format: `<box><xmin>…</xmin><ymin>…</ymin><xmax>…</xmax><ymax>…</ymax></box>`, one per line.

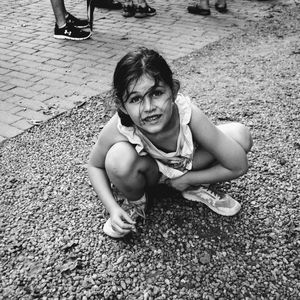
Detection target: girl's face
<box><xmin>122</xmin><ymin>74</ymin><xmax>175</xmax><ymax>135</ymax></box>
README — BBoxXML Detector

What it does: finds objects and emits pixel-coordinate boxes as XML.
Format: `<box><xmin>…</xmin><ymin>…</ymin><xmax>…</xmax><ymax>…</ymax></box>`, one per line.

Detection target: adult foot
<box><xmin>215</xmin><ymin>0</ymin><xmax>228</xmax><ymax>13</ymax></box>
<box><xmin>66</xmin><ymin>12</ymin><xmax>89</xmax><ymax>29</ymax></box>
<box><xmin>134</xmin><ymin>4</ymin><xmax>156</xmax><ymax>18</ymax></box>
<box><xmin>122</xmin><ymin>3</ymin><xmax>136</xmax><ymax>17</ymax></box>
<box><xmin>187</xmin><ymin>0</ymin><xmax>210</xmax><ymax>16</ymax></box>
<box><xmin>93</xmin><ymin>0</ymin><xmax>122</xmax><ymax>9</ymax></box>
<box><xmin>187</xmin><ymin>5</ymin><xmax>211</xmax><ymax>15</ymax></box>
<box><xmin>54</xmin><ymin>23</ymin><xmax>91</xmax><ymax>40</ymax></box>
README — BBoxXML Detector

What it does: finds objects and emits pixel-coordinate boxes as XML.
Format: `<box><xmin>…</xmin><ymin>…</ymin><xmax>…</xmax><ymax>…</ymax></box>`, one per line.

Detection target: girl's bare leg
<box><xmin>105</xmin><ymin>142</ymin><xmax>159</xmax><ymax>201</ymax></box>
<box><xmin>192</xmin><ymin>122</ymin><xmax>253</xmax><ymax>170</ymax></box>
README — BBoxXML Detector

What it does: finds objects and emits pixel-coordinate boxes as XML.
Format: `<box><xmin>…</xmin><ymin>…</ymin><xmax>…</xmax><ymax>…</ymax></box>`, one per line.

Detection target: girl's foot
<box><xmin>103</xmin><ymin>194</ymin><xmax>147</xmax><ymax>238</ymax></box>
<box><xmin>182</xmin><ymin>185</ymin><xmax>241</xmax><ymax>216</ymax></box>
<box><xmin>215</xmin><ymin>0</ymin><xmax>228</xmax><ymax>13</ymax></box>
<box><xmin>188</xmin><ymin>0</ymin><xmax>210</xmax><ymax>16</ymax></box>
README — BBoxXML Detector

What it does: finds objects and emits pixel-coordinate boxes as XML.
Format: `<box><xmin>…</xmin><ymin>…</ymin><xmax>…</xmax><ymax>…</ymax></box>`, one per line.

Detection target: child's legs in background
<box><xmin>192</xmin><ymin>122</ymin><xmax>253</xmax><ymax>170</ymax></box>
<box><xmin>105</xmin><ymin>141</ymin><xmax>159</xmax><ymax>201</ymax></box>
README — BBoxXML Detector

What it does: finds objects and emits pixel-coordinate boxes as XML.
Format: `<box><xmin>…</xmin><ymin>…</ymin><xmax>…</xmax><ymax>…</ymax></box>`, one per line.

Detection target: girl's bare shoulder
<box><xmin>189</xmin><ymin>103</ymin><xmax>216</xmax><ymax>138</ymax></box>
<box><xmin>89</xmin><ymin>114</ymin><xmax>128</xmax><ymax>167</ymax></box>
<box><xmin>190</xmin><ymin>103</ymin><xmax>207</xmax><ymax>124</ymax></box>
<box><xmin>98</xmin><ymin>113</ymin><xmax>128</xmax><ymax>146</ymax></box>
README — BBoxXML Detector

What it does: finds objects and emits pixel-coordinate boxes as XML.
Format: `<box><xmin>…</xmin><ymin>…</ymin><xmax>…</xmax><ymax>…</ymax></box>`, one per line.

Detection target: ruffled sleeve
<box><xmin>175</xmin><ymin>94</ymin><xmax>192</xmax><ymax>125</ymax></box>
<box><xmin>116</xmin><ymin>116</ymin><xmax>147</xmax><ymax>156</ymax></box>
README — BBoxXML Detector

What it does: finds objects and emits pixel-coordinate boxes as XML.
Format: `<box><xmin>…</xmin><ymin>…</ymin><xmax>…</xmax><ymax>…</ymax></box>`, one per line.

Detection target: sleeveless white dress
<box><xmin>117</xmin><ymin>94</ymin><xmax>195</xmax><ymax>179</ymax></box>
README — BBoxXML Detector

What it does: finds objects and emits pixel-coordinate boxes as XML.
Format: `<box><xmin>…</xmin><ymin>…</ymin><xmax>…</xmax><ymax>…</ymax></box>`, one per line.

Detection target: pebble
<box><xmin>199</xmin><ymin>252</ymin><xmax>211</xmax><ymax>265</ymax></box>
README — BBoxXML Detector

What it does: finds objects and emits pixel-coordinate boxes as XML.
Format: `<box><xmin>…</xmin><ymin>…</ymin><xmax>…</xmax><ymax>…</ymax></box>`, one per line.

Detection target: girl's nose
<box><xmin>142</xmin><ymin>96</ymin><xmax>154</xmax><ymax>112</ymax></box>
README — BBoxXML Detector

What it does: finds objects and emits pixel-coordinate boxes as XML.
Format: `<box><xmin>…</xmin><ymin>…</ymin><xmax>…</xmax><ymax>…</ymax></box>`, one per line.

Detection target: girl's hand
<box><xmin>110</xmin><ymin>207</ymin><xmax>136</xmax><ymax>235</ymax></box>
<box><xmin>167</xmin><ymin>174</ymin><xmax>191</xmax><ymax>192</ymax></box>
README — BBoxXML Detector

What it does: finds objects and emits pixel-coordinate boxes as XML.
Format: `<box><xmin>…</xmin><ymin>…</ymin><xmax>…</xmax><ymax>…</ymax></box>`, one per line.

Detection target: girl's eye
<box><xmin>129</xmin><ymin>96</ymin><xmax>142</xmax><ymax>103</ymax></box>
<box><xmin>152</xmin><ymin>90</ymin><xmax>163</xmax><ymax>97</ymax></box>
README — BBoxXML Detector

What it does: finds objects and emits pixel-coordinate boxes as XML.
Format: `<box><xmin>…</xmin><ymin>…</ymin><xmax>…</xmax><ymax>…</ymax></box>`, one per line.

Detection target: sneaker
<box><xmin>103</xmin><ymin>194</ymin><xmax>147</xmax><ymax>238</ymax></box>
<box><xmin>66</xmin><ymin>12</ymin><xmax>89</xmax><ymax>29</ymax></box>
<box><xmin>182</xmin><ymin>185</ymin><xmax>241</xmax><ymax>216</ymax></box>
<box><xmin>122</xmin><ymin>3</ymin><xmax>136</xmax><ymax>17</ymax></box>
<box><xmin>54</xmin><ymin>23</ymin><xmax>92</xmax><ymax>41</ymax></box>
<box><xmin>103</xmin><ymin>218</ymin><xmax>126</xmax><ymax>238</ymax></box>
<box><xmin>134</xmin><ymin>5</ymin><xmax>156</xmax><ymax>18</ymax></box>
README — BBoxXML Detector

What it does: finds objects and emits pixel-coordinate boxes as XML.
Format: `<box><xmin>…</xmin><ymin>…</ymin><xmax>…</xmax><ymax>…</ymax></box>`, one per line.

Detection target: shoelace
<box><xmin>111</xmin><ymin>184</ymin><xmax>146</xmax><ymax>220</ymax></box>
<box><xmin>190</xmin><ymin>186</ymin><xmax>222</xmax><ymax>206</ymax></box>
<box><xmin>206</xmin><ymin>188</ymin><xmax>222</xmax><ymax>202</ymax></box>
<box><xmin>128</xmin><ymin>201</ymin><xmax>146</xmax><ymax>220</ymax></box>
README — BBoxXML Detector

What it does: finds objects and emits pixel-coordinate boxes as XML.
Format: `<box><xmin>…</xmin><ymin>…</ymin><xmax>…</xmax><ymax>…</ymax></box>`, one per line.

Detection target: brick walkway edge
<box><xmin>0</xmin><ymin>0</ymin><xmax>282</xmax><ymax>143</ymax></box>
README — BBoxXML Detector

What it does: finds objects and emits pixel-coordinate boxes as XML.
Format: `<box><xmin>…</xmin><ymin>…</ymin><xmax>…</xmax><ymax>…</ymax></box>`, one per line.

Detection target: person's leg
<box><xmin>51</xmin><ymin>0</ymin><xmax>89</xmax><ymax>29</ymax></box>
<box><xmin>191</xmin><ymin>122</ymin><xmax>252</xmax><ymax>176</ymax></box>
<box><xmin>192</xmin><ymin>122</ymin><xmax>252</xmax><ymax>170</ymax></box>
<box><xmin>50</xmin><ymin>0</ymin><xmax>67</xmax><ymax>28</ymax></box>
<box><xmin>183</xmin><ymin>123</ymin><xmax>252</xmax><ymax>216</ymax></box>
<box><xmin>51</xmin><ymin>0</ymin><xmax>91</xmax><ymax>40</ymax></box>
<box><xmin>198</xmin><ymin>0</ymin><xmax>210</xmax><ymax>10</ymax></box>
<box><xmin>122</xmin><ymin>0</ymin><xmax>135</xmax><ymax>17</ymax></box>
<box><xmin>221</xmin><ymin>122</ymin><xmax>253</xmax><ymax>152</ymax></box>
<box><xmin>105</xmin><ymin>141</ymin><xmax>160</xmax><ymax>201</ymax></box>
<box><xmin>103</xmin><ymin>142</ymin><xmax>159</xmax><ymax>238</ymax></box>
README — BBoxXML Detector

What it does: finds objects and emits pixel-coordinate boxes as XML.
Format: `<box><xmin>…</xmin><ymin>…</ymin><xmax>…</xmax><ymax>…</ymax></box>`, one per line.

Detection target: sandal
<box><xmin>135</xmin><ymin>5</ymin><xmax>156</xmax><ymax>18</ymax></box>
<box><xmin>215</xmin><ymin>2</ymin><xmax>228</xmax><ymax>13</ymax></box>
<box><xmin>187</xmin><ymin>5</ymin><xmax>211</xmax><ymax>16</ymax></box>
<box><xmin>122</xmin><ymin>3</ymin><xmax>136</xmax><ymax>17</ymax></box>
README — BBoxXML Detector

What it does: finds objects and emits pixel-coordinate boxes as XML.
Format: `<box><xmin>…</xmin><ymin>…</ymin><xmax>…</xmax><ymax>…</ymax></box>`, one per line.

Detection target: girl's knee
<box><xmin>105</xmin><ymin>142</ymin><xmax>138</xmax><ymax>178</ymax></box>
<box><xmin>105</xmin><ymin>142</ymin><xmax>159</xmax><ymax>189</ymax></box>
<box><xmin>219</xmin><ymin>122</ymin><xmax>253</xmax><ymax>152</ymax></box>
<box><xmin>235</xmin><ymin>123</ymin><xmax>253</xmax><ymax>152</ymax></box>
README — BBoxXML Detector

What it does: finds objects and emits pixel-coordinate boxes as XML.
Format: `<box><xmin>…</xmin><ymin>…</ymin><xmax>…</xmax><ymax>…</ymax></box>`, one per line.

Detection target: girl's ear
<box><xmin>172</xmin><ymin>79</ymin><xmax>180</xmax><ymax>100</ymax></box>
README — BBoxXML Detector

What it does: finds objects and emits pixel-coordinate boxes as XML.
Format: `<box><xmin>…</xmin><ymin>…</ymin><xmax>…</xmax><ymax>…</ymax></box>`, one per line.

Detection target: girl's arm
<box><xmin>87</xmin><ymin>116</ymin><xmax>135</xmax><ymax>233</ymax></box>
<box><xmin>171</xmin><ymin>105</ymin><xmax>248</xmax><ymax>190</ymax></box>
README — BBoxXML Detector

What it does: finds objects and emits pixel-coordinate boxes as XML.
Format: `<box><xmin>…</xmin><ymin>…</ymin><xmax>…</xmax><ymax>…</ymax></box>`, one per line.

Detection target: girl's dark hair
<box><xmin>112</xmin><ymin>47</ymin><xmax>179</xmax><ymax>126</ymax></box>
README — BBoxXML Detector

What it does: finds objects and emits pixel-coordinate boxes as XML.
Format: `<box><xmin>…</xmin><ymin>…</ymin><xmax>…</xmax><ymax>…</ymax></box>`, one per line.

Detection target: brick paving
<box><xmin>0</xmin><ymin>0</ymin><xmax>279</xmax><ymax>143</ymax></box>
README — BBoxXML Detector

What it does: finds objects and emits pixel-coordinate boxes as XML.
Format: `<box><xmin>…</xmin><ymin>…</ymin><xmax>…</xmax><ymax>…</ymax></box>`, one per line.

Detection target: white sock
<box><xmin>58</xmin><ymin>23</ymin><xmax>67</xmax><ymax>29</ymax></box>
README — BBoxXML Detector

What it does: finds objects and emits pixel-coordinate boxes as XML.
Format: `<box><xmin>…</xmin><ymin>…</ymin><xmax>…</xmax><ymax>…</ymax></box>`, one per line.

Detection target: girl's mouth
<box><xmin>142</xmin><ymin>114</ymin><xmax>162</xmax><ymax>123</ymax></box>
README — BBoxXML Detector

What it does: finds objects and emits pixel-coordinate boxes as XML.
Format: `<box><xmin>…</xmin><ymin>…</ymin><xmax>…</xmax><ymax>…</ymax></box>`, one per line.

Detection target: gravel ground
<box><xmin>1</xmin><ymin>2</ymin><xmax>299</xmax><ymax>300</ymax></box>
